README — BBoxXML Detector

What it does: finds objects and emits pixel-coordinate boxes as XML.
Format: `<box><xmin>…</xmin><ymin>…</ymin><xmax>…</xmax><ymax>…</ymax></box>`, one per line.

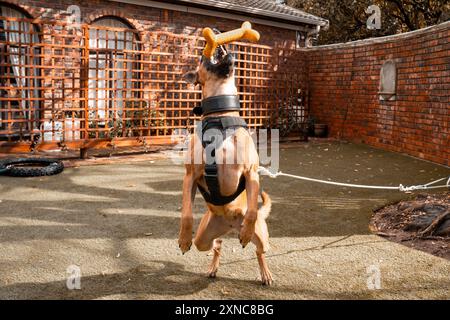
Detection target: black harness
<box><xmin>194</xmin><ymin>95</ymin><xmax>248</xmax><ymax>206</ymax></box>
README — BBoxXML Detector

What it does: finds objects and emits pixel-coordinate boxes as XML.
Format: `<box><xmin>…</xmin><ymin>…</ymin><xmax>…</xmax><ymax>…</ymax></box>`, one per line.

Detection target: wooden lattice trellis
<box><xmin>0</xmin><ymin>16</ymin><xmax>308</xmax><ymax>153</ymax></box>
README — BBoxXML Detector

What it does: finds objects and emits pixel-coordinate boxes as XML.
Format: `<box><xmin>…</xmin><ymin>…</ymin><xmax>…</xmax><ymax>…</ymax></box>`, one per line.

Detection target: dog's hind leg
<box><xmin>195</xmin><ymin>211</ymin><xmax>231</xmax><ymax>251</ymax></box>
<box><xmin>207</xmin><ymin>239</ymin><xmax>222</xmax><ymax>278</ymax></box>
<box><xmin>194</xmin><ymin>211</ymin><xmax>231</xmax><ymax>277</ymax></box>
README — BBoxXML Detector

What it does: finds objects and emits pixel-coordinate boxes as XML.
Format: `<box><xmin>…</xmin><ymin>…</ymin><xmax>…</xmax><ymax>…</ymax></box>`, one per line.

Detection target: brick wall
<box><xmin>0</xmin><ymin>0</ymin><xmax>307</xmax><ymax>149</ymax></box>
<box><xmin>3</xmin><ymin>0</ymin><xmax>298</xmax><ymax>48</ymax></box>
<box><xmin>306</xmin><ymin>22</ymin><xmax>450</xmax><ymax>166</ymax></box>
<box><xmin>1</xmin><ymin>0</ymin><xmax>448</xmax><ymax>166</ymax></box>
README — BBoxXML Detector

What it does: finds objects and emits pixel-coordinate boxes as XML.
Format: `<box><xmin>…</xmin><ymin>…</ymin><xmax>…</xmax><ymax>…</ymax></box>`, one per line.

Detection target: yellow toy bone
<box><xmin>202</xmin><ymin>21</ymin><xmax>260</xmax><ymax>58</ymax></box>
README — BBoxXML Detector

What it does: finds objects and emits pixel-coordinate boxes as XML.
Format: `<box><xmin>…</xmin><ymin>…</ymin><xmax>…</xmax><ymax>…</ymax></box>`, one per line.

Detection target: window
<box><xmin>88</xmin><ymin>17</ymin><xmax>140</xmax><ymax>131</ymax></box>
<box><xmin>0</xmin><ymin>4</ymin><xmax>40</xmax><ymax>139</ymax></box>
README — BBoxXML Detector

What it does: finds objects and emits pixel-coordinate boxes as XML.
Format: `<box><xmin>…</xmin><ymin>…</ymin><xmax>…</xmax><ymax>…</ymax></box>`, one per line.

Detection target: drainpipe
<box><xmin>305</xmin><ymin>25</ymin><xmax>321</xmax><ymax>47</ymax></box>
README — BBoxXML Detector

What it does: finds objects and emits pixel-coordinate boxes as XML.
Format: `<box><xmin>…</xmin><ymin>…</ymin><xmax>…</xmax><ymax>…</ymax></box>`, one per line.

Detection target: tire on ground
<box><xmin>0</xmin><ymin>158</ymin><xmax>64</xmax><ymax>177</ymax></box>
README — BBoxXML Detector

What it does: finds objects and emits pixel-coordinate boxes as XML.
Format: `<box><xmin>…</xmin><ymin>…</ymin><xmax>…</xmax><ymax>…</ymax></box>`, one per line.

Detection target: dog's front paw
<box><xmin>178</xmin><ymin>234</ymin><xmax>192</xmax><ymax>254</ymax></box>
<box><xmin>260</xmin><ymin>268</ymin><xmax>273</xmax><ymax>286</ymax></box>
<box><xmin>239</xmin><ymin>219</ymin><xmax>255</xmax><ymax>248</ymax></box>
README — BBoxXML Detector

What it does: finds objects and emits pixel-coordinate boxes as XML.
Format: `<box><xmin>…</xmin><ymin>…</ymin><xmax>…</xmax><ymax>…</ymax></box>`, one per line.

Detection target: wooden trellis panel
<box><xmin>0</xmin><ymin>16</ymin><xmax>308</xmax><ymax>153</ymax></box>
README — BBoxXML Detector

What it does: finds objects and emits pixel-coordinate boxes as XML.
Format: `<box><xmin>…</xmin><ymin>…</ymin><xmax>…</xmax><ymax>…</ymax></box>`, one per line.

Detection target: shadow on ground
<box><xmin>3</xmin><ymin>259</ymin><xmax>449</xmax><ymax>300</ymax></box>
<box><xmin>0</xmin><ymin>141</ymin><xmax>449</xmax><ymax>299</ymax></box>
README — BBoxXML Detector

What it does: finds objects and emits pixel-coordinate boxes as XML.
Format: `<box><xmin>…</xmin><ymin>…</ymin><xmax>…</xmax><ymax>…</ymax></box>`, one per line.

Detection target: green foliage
<box><xmin>287</xmin><ymin>0</ymin><xmax>449</xmax><ymax>45</ymax></box>
<box><xmin>88</xmin><ymin>101</ymin><xmax>165</xmax><ymax>139</ymax></box>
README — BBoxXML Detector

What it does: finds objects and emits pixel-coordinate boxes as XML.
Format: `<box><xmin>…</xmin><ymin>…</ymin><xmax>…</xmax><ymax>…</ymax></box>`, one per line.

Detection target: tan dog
<box><xmin>179</xmin><ymin>47</ymin><xmax>273</xmax><ymax>285</ymax></box>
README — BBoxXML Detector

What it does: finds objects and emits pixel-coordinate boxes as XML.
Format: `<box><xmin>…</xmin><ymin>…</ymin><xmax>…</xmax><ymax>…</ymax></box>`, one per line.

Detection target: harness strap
<box><xmin>198</xmin><ymin>172</ymin><xmax>246</xmax><ymax>206</ymax></box>
<box><xmin>197</xmin><ymin>116</ymin><xmax>247</xmax><ymax>206</ymax></box>
<box><xmin>199</xmin><ymin>116</ymin><xmax>247</xmax><ymax>148</ymax></box>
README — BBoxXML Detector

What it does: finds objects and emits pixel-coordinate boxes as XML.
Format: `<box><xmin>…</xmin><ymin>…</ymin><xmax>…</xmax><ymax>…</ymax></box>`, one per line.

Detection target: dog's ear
<box><xmin>182</xmin><ymin>71</ymin><xmax>198</xmax><ymax>84</ymax></box>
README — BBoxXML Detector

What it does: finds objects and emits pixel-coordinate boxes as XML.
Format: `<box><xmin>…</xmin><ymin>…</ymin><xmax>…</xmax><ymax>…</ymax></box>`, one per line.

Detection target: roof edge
<box><xmin>110</xmin><ymin>0</ymin><xmax>323</xmax><ymax>31</ymax></box>
<box><xmin>175</xmin><ymin>0</ymin><xmax>328</xmax><ymax>27</ymax></box>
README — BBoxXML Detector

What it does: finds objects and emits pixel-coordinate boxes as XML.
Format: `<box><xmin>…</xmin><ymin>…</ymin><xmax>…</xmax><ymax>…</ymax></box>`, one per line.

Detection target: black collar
<box><xmin>193</xmin><ymin>95</ymin><xmax>240</xmax><ymax>116</ymax></box>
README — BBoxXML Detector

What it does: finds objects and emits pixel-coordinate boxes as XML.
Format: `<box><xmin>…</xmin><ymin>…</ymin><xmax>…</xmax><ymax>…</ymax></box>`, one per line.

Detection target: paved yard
<box><xmin>0</xmin><ymin>141</ymin><xmax>449</xmax><ymax>299</ymax></box>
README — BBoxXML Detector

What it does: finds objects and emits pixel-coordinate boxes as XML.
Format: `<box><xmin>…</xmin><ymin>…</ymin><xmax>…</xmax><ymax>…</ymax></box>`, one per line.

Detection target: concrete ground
<box><xmin>0</xmin><ymin>141</ymin><xmax>449</xmax><ymax>299</ymax></box>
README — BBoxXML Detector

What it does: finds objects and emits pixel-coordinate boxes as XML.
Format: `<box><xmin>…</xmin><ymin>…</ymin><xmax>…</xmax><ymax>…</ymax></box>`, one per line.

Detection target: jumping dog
<box><xmin>180</xmin><ymin>44</ymin><xmax>273</xmax><ymax>285</ymax></box>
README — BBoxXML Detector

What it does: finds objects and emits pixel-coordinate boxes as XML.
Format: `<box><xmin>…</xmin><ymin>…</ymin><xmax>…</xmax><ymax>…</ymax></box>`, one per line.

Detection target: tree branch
<box><xmin>387</xmin><ymin>0</ymin><xmax>417</xmax><ymax>30</ymax></box>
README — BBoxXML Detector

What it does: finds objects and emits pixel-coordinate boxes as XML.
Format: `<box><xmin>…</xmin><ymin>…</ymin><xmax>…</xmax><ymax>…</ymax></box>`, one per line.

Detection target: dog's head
<box><xmin>183</xmin><ymin>43</ymin><xmax>235</xmax><ymax>87</ymax></box>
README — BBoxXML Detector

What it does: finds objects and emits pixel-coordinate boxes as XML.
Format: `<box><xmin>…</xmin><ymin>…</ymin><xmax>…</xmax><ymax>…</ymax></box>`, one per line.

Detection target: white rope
<box><xmin>257</xmin><ymin>166</ymin><xmax>450</xmax><ymax>193</ymax></box>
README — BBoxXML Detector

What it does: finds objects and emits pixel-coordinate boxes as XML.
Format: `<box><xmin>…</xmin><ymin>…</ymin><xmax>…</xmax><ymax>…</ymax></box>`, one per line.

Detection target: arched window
<box><xmin>0</xmin><ymin>4</ymin><xmax>40</xmax><ymax>140</ymax></box>
<box><xmin>88</xmin><ymin>16</ymin><xmax>140</xmax><ymax>137</ymax></box>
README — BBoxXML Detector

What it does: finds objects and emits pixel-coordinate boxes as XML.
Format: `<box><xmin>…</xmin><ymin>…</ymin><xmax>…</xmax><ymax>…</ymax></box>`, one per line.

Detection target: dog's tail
<box><xmin>258</xmin><ymin>190</ymin><xmax>272</xmax><ymax>220</ymax></box>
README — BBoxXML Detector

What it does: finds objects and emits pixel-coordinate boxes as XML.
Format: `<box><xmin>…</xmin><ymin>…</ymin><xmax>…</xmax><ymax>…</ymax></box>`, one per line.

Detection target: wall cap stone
<box><xmin>301</xmin><ymin>21</ymin><xmax>450</xmax><ymax>51</ymax></box>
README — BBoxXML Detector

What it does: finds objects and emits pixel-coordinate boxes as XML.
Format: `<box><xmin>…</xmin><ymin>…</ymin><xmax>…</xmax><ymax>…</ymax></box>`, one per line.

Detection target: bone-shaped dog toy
<box><xmin>202</xmin><ymin>21</ymin><xmax>260</xmax><ymax>58</ymax></box>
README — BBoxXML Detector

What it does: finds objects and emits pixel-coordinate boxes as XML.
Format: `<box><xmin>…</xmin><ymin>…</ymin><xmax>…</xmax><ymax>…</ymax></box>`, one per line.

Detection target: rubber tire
<box><xmin>0</xmin><ymin>158</ymin><xmax>64</xmax><ymax>177</ymax></box>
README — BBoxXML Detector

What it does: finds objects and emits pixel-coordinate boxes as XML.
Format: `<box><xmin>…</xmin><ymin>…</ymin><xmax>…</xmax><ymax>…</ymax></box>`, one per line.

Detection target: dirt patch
<box><xmin>370</xmin><ymin>192</ymin><xmax>450</xmax><ymax>260</ymax></box>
